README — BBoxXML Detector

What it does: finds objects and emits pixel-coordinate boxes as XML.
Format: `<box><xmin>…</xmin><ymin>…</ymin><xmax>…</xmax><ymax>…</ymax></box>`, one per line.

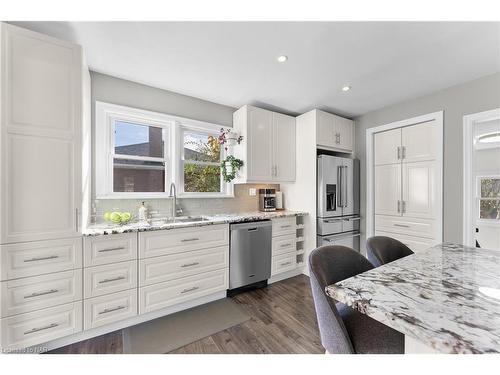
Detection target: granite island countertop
<box><xmin>326</xmin><ymin>243</ymin><xmax>500</xmax><ymax>354</ymax></box>
<box><xmin>83</xmin><ymin>210</ymin><xmax>306</xmax><ymax>236</ymax></box>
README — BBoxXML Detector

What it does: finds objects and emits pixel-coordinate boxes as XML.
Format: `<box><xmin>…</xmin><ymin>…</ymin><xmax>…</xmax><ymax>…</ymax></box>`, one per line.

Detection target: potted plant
<box><xmin>221</xmin><ymin>155</ymin><xmax>244</xmax><ymax>182</ymax></box>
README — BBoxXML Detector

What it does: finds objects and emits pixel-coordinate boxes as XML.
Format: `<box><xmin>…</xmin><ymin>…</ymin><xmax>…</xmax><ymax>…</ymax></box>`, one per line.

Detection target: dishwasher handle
<box><xmin>230</xmin><ymin>220</ymin><xmax>272</xmax><ymax>231</ymax></box>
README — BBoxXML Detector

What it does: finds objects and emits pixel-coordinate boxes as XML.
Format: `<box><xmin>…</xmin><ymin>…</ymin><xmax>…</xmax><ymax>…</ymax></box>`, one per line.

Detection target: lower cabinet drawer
<box><xmin>84</xmin><ymin>233</ymin><xmax>137</xmax><ymax>267</ymax></box>
<box><xmin>272</xmin><ymin>217</ymin><xmax>296</xmax><ymax>237</ymax></box>
<box><xmin>375</xmin><ymin>231</ymin><xmax>437</xmax><ymax>253</ymax></box>
<box><xmin>1</xmin><ymin>270</ymin><xmax>82</xmax><ymax>318</ymax></box>
<box><xmin>0</xmin><ymin>302</ymin><xmax>82</xmax><ymax>350</ymax></box>
<box><xmin>375</xmin><ymin>215</ymin><xmax>435</xmax><ymax>239</ymax></box>
<box><xmin>139</xmin><ymin>269</ymin><xmax>228</xmax><ymax>314</ymax></box>
<box><xmin>272</xmin><ymin>234</ymin><xmax>296</xmax><ymax>256</ymax></box>
<box><xmin>271</xmin><ymin>253</ymin><xmax>297</xmax><ymax>276</ymax></box>
<box><xmin>84</xmin><ymin>261</ymin><xmax>138</xmax><ymax>299</ymax></box>
<box><xmin>84</xmin><ymin>289</ymin><xmax>137</xmax><ymax>330</ymax></box>
<box><xmin>139</xmin><ymin>246</ymin><xmax>228</xmax><ymax>287</ymax></box>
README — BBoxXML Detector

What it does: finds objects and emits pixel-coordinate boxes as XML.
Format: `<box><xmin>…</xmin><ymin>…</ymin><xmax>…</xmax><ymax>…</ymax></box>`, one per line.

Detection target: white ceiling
<box><xmin>12</xmin><ymin>21</ymin><xmax>500</xmax><ymax>117</ymax></box>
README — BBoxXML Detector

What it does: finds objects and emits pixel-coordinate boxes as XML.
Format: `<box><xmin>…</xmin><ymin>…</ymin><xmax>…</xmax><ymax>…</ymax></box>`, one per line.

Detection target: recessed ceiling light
<box><xmin>277</xmin><ymin>55</ymin><xmax>288</xmax><ymax>63</ymax></box>
<box><xmin>342</xmin><ymin>85</ymin><xmax>351</xmax><ymax>92</ymax></box>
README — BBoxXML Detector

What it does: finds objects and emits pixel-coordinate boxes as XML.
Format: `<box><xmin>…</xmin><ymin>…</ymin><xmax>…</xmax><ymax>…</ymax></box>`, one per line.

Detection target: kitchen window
<box><xmin>478</xmin><ymin>176</ymin><xmax>500</xmax><ymax>220</ymax></box>
<box><xmin>95</xmin><ymin>102</ymin><xmax>232</xmax><ymax>198</ymax></box>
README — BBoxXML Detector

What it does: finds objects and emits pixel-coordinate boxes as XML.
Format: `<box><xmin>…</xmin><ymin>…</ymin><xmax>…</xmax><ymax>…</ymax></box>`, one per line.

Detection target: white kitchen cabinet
<box><xmin>233</xmin><ymin>105</ymin><xmax>296</xmax><ymax>183</ymax></box>
<box><xmin>315</xmin><ymin>110</ymin><xmax>354</xmax><ymax>153</ymax></box>
<box><xmin>401</xmin><ymin>121</ymin><xmax>438</xmax><ymax>163</ymax></box>
<box><xmin>374</xmin><ymin>164</ymin><xmax>402</xmax><ymax>216</ymax></box>
<box><xmin>0</xmin><ymin>23</ymin><xmax>83</xmax><ymax>243</ymax></box>
<box><xmin>374</xmin><ymin>128</ymin><xmax>401</xmax><ymax>165</ymax></box>
<box><xmin>402</xmin><ymin>161</ymin><xmax>436</xmax><ymax>219</ymax></box>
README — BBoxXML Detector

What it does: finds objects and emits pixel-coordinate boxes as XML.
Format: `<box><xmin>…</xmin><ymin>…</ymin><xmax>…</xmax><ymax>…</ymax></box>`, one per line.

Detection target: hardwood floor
<box><xmin>48</xmin><ymin>274</ymin><xmax>323</xmax><ymax>354</ymax></box>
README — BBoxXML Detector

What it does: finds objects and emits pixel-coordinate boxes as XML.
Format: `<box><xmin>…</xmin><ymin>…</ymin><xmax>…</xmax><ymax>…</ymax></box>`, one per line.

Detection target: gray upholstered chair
<box><xmin>309</xmin><ymin>245</ymin><xmax>404</xmax><ymax>354</ymax></box>
<box><xmin>366</xmin><ymin>236</ymin><xmax>414</xmax><ymax>267</ymax></box>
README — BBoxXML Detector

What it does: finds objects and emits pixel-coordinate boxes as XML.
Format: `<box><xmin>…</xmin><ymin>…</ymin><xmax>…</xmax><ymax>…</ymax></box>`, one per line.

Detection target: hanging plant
<box><xmin>221</xmin><ymin>155</ymin><xmax>244</xmax><ymax>182</ymax></box>
<box><xmin>218</xmin><ymin>128</ymin><xmax>243</xmax><ymax>151</ymax></box>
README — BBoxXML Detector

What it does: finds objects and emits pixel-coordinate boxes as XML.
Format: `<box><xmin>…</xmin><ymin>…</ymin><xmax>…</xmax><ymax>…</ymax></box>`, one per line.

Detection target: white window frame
<box><xmin>95</xmin><ymin>101</ymin><xmax>233</xmax><ymax>199</ymax></box>
<box><xmin>476</xmin><ymin>175</ymin><xmax>500</xmax><ymax>224</ymax></box>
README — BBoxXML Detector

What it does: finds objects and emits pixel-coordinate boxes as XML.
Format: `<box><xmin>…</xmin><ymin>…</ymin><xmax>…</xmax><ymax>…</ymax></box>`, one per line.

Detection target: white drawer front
<box><xmin>0</xmin><ymin>238</ymin><xmax>82</xmax><ymax>281</ymax></box>
<box><xmin>84</xmin><ymin>261</ymin><xmax>137</xmax><ymax>299</ymax></box>
<box><xmin>139</xmin><ymin>224</ymin><xmax>229</xmax><ymax>259</ymax></box>
<box><xmin>375</xmin><ymin>215</ymin><xmax>435</xmax><ymax>239</ymax></box>
<box><xmin>271</xmin><ymin>253</ymin><xmax>297</xmax><ymax>276</ymax></box>
<box><xmin>0</xmin><ymin>302</ymin><xmax>82</xmax><ymax>350</ymax></box>
<box><xmin>84</xmin><ymin>289</ymin><xmax>137</xmax><ymax>330</ymax></box>
<box><xmin>84</xmin><ymin>233</ymin><xmax>137</xmax><ymax>267</ymax></box>
<box><xmin>375</xmin><ymin>231</ymin><xmax>437</xmax><ymax>253</ymax></box>
<box><xmin>272</xmin><ymin>217</ymin><xmax>296</xmax><ymax>237</ymax></box>
<box><xmin>272</xmin><ymin>234</ymin><xmax>296</xmax><ymax>256</ymax></box>
<box><xmin>1</xmin><ymin>270</ymin><xmax>82</xmax><ymax>318</ymax></box>
<box><xmin>139</xmin><ymin>245</ymin><xmax>228</xmax><ymax>287</ymax></box>
<box><xmin>139</xmin><ymin>269</ymin><xmax>228</xmax><ymax>314</ymax></box>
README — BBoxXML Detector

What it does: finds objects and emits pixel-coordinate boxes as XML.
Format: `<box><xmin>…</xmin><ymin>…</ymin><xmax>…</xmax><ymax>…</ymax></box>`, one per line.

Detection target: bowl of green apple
<box><xmin>103</xmin><ymin>211</ymin><xmax>133</xmax><ymax>225</ymax></box>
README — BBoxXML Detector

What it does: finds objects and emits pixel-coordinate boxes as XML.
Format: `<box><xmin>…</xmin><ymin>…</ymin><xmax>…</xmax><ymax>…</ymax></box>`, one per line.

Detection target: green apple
<box><xmin>120</xmin><ymin>212</ymin><xmax>131</xmax><ymax>223</ymax></box>
<box><xmin>110</xmin><ymin>212</ymin><xmax>122</xmax><ymax>224</ymax></box>
<box><xmin>103</xmin><ymin>212</ymin><xmax>111</xmax><ymax>221</ymax></box>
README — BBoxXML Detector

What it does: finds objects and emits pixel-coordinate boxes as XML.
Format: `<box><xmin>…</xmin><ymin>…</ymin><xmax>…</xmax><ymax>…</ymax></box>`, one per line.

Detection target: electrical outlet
<box><xmin>249</xmin><ymin>188</ymin><xmax>257</xmax><ymax>196</ymax></box>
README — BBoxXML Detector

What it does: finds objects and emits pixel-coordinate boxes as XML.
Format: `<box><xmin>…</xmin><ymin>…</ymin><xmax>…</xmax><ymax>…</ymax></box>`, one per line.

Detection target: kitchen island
<box><xmin>326</xmin><ymin>243</ymin><xmax>500</xmax><ymax>353</ymax></box>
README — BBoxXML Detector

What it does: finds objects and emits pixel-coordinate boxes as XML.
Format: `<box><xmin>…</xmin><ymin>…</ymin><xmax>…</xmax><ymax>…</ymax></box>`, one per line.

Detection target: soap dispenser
<box><xmin>138</xmin><ymin>201</ymin><xmax>148</xmax><ymax>222</ymax></box>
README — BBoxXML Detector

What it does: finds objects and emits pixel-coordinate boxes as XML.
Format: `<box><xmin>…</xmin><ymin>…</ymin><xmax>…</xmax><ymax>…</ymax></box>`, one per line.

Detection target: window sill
<box><xmin>96</xmin><ymin>192</ymin><xmax>234</xmax><ymax>200</ymax></box>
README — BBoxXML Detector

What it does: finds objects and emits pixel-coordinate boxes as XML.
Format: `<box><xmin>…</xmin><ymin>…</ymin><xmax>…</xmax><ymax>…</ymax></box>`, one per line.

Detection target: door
<box><xmin>1</xmin><ymin>24</ymin><xmax>82</xmax><ymax>244</ymax></box>
<box><xmin>247</xmin><ymin>106</ymin><xmax>273</xmax><ymax>181</ymax></box>
<box><xmin>317</xmin><ymin>155</ymin><xmax>342</xmax><ymax>218</ymax></box>
<box><xmin>316</xmin><ymin>110</ymin><xmax>335</xmax><ymax>149</ymax></box>
<box><xmin>374</xmin><ymin>164</ymin><xmax>401</xmax><ymax>216</ymax></box>
<box><xmin>402</xmin><ymin>161</ymin><xmax>435</xmax><ymax>219</ymax></box>
<box><xmin>401</xmin><ymin>121</ymin><xmax>438</xmax><ymax>163</ymax></box>
<box><xmin>337</xmin><ymin>117</ymin><xmax>354</xmax><ymax>152</ymax></box>
<box><xmin>273</xmin><ymin>112</ymin><xmax>296</xmax><ymax>181</ymax></box>
<box><xmin>374</xmin><ymin>128</ymin><xmax>401</xmax><ymax>165</ymax></box>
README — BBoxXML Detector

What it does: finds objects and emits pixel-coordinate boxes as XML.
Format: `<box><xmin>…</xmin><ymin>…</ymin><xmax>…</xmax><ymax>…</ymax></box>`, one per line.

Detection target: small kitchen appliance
<box><xmin>259</xmin><ymin>189</ymin><xmax>276</xmax><ymax>212</ymax></box>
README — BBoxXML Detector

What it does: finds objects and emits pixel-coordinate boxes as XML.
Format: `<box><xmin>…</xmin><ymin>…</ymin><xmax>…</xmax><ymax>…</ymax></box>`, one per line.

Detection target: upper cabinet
<box><xmin>315</xmin><ymin>110</ymin><xmax>354</xmax><ymax>152</ymax></box>
<box><xmin>0</xmin><ymin>23</ymin><xmax>84</xmax><ymax>244</ymax></box>
<box><xmin>233</xmin><ymin>105</ymin><xmax>296</xmax><ymax>183</ymax></box>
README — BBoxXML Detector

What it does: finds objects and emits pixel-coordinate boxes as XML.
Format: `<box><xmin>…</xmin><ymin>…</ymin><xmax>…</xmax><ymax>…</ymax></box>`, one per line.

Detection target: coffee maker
<box><xmin>259</xmin><ymin>189</ymin><xmax>276</xmax><ymax>212</ymax></box>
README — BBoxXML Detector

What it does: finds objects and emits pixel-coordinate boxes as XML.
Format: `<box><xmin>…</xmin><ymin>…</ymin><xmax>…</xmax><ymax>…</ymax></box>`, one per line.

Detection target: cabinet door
<box><xmin>1</xmin><ymin>24</ymin><xmax>82</xmax><ymax>243</ymax></box>
<box><xmin>401</xmin><ymin>121</ymin><xmax>438</xmax><ymax>162</ymax></box>
<box><xmin>374</xmin><ymin>164</ymin><xmax>401</xmax><ymax>216</ymax></box>
<box><xmin>316</xmin><ymin>110</ymin><xmax>336</xmax><ymax>148</ymax></box>
<box><xmin>402</xmin><ymin>161</ymin><xmax>436</xmax><ymax>219</ymax></box>
<box><xmin>374</xmin><ymin>128</ymin><xmax>401</xmax><ymax>165</ymax></box>
<box><xmin>273</xmin><ymin>112</ymin><xmax>296</xmax><ymax>181</ymax></box>
<box><xmin>337</xmin><ymin>117</ymin><xmax>354</xmax><ymax>152</ymax></box>
<box><xmin>247</xmin><ymin>106</ymin><xmax>274</xmax><ymax>181</ymax></box>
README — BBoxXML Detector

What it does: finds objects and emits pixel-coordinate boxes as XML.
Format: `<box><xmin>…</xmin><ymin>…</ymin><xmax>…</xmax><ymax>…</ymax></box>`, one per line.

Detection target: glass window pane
<box><xmin>115</xmin><ymin>121</ymin><xmax>164</xmax><ymax>158</ymax></box>
<box><xmin>481</xmin><ymin>178</ymin><xmax>500</xmax><ymax>198</ymax></box>
<box><xmin>184</xmin><ymin>163</ymin><xmax>221</xmax><ymax>193</ymax></box>
<box><xmin>183</xmin><ymin>131</ymin><xmax>220</xmax><ymax>163</ymax></box>
<box><xmin>480</xmin><ymin>199</ymin><xmax>500</xmax><ymax>219</ymax></box>
<box><xmin>113</xmin><ymin>159</ymin><xmax>165</xmax><ymax>192</ymax></box>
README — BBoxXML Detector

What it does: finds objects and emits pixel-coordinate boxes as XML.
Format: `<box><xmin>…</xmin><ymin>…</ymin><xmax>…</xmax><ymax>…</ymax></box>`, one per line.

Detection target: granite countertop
<box><xmin>326</xmin><ymin>243</ymin><xmax>500</xmax><ymax>354</ymax></box>
<box><xmin>83</xmin><ymin>210</ymin><xmax>306</xmax><ymax>236</ymax></box>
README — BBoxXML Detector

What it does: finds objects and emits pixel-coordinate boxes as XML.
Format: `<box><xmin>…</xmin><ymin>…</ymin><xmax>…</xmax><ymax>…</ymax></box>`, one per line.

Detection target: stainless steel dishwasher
<box><xmin>229</xmin><ymin>220</ymin><xmax>272</xmax><ymax>291</ymax></box>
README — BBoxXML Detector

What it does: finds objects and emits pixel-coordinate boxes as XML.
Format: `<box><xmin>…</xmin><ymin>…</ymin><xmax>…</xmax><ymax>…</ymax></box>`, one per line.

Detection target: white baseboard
<box><xmin>30</xmin><ymin>290</ymin><xmax>227</xmax><ymax>353</ymax></box>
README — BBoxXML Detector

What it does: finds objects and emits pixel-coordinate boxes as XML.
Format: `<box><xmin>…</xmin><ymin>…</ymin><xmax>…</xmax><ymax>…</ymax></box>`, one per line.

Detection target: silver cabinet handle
<box><xmin>24</xmin><ymin>289</ymin><xmax>59</xmax><ymax>299</ymax></box>
<box><xmin>397</xmin><ymin>146</ymin><xmax>401</xmax><ymax>160</ymax></box>
<box><xmin>402</xmin><ymin>201</ymin><xmax>406</xmax><ymax>213</ymax></box>
<box><xmin>397</xmin><ymin>200</ymin><xmax>401</xmax><ymax>213</ymax></box>
<box><xmin>280</xmin><ymin>261</ymin><xmax>292</xmax><ymax>266</ymax></box>
<box><xmin>99</xmin><ymin>305</ymin><xmax>126</xmax><ymax>315</ymax></box>
<box><xmin>402</xmin><ymin>146</ymin><xmax>406</xmax><ymax>159</ymax></box>
<box><xmin>280</xmin><ymin>243</ymin><xmax>292</xmax><ymax>248</ymax></box>
<box><xmin>98</xmin><ymin>247</ymin><xmax>125</xmax><ymax>253</ymax></box>
<box><xmin>75</xmin><ymin>208</ymin><xmax>79</xmax><ymax>233</ymax></box>
<box><xmin>181</xmin><ymin>286</ymin><xmax>199</xmax><ymax>294</ymax></box>
<box><xmin>24</xmin><ymin>323</ymin><xmax>59</xmax><ymax>335</ymax></box>
<box><xmin>280</xmin><ymin>225</ymin><xmax>292</xmax><ymax>229</ymax></box>
<box><xmin>181</xmin><ymin>238</ymin><xmax>199</xmax><ymax>242</ymax></box>
<box><xmin>24</xmin><ymin>255</ymin><xmax>59</xmax><ymax>263</ymax></box>
<box><xmin>181</xmin><ymin>262</ymin><xmax>199</xmax><ymax>268</ymax></box>
<box><xmin>98</xmin><ymin>276</ymin><xmax>126</xmax><ymax>284</ymax></box>
<box><xmin>394</xmin><ymin>223</ymin><xmax>410</xmax><ymax>228</ymax></box>
<box><xmin>323</xmin><ymin>218</ymin><xmax>343</xmax><ymax>223</ymax></box>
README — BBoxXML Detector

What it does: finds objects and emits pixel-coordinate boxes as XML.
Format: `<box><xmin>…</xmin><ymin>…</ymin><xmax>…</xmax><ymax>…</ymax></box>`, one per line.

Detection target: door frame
<box><xmin>365</xmin><ymin>111</ymin><xmax>443</xmax><ymax>242</ymax></box>
<box><xmin>462</xmin><ymin>108</ymin><xmax>500</xmax><ymax>247</ymax></box>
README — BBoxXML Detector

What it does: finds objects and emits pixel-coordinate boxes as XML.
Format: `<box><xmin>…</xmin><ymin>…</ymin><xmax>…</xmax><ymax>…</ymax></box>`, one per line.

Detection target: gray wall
<box><xmin>354</xmin><ymin>72</ymin><xmax>500</xmax><ymax>250</ymax></box>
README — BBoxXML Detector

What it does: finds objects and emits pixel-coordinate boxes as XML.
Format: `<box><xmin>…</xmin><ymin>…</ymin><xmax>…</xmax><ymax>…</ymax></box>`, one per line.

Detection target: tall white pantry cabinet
<box><xmin>373</xmin><ymin>120</ymin><xmax>441</xmax><ymax>252</ymax></box>
<box><xmin>0</xmin><ymin>23</ymin><xmax>87</xmax><ymax>350</ymax></box>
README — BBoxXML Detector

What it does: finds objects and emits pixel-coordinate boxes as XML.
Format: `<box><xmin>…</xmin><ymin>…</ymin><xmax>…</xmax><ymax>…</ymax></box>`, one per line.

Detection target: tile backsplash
<box><xmin>92</xmin><ymin>184</ymin><xmax>279</xmax><ymax>224</ymax></box>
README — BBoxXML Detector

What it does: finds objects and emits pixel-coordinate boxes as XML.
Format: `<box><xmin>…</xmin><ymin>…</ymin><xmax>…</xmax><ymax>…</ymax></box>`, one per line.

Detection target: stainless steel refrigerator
<box><xmin>317</xmin><ymin>154</ymin><xmax>361</xmax><ymax>251</ymax></box>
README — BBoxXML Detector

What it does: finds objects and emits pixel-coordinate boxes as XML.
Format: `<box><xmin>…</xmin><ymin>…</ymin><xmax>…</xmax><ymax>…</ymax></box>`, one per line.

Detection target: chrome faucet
<box><xmin>169</xmin><ymin>182</ymin><xmax>178</xmax><ymax>218</ymax></box>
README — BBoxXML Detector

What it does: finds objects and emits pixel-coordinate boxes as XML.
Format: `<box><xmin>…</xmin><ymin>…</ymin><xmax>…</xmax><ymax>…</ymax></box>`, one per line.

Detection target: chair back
<box><xmin>308</xmin><ymin>245</ymin><xmax>374</xmax><ymax>354</ymax></box>
<box><xmin>366</xmin><ymin>236</ymin><xmax>414</xmax><ymax>267</ymax></box>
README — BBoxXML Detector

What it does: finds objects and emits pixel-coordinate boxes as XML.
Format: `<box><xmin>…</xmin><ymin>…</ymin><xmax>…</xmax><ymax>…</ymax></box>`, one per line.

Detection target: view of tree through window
<box><xmin>183</xmin><ymin>131</ymin><xmax>222</xmax><ymax>193</ymax></box>
<box><xmin>479</xmin><ymin>177</ymin><xmax>500</xmax><ymax>219</ymax></box>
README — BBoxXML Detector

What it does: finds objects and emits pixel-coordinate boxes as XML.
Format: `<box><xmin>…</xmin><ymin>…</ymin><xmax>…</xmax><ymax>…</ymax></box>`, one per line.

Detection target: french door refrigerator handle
<box><xmin>337</xmin><ymin>166</ymin><xmax>342</xmax><ymax>208</ymax></box>
<box><xmin>343</xmin><ymin>166</ymin><xmax>348</xmax><ymax>208</ymax></box>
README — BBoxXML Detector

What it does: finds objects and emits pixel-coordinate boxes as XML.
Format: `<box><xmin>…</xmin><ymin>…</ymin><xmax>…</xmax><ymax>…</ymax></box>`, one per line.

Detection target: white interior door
<box><xmin>402</xmin><ymin>161</ymin><xmax>436</xmax><ymax>219</ymax></box>
<box><xmin>374</xmin><ymin>128</ymin><xmax>401</xmax><ymax>165</ymax></box>
<box><xmin>273</xmin><ymin>112</ymin><xmax>296</xmax><ymax>181</ymax></box>
<box><xmin>374</xmin><ymin>164</ymin><xmax>401</xmax><ymax>216</ymax></box>
<box><xmin>247</xmin><ymin>106</ymin><xmax>273</xmax><ymax>181</ymax></box>
<box><xmin>402</xmin><ymin>121</ymin><xmax>438</xmax><ymax>162</ymax></box>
